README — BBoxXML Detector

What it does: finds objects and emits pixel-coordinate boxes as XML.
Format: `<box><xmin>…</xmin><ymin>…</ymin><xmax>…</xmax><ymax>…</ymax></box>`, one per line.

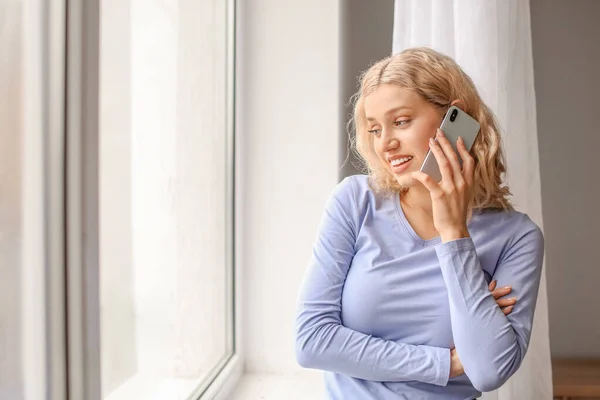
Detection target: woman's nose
<box><xmin>381</xmin><ymin>129</ymin><xmax>399</xmax><ymax>151</ymax></box>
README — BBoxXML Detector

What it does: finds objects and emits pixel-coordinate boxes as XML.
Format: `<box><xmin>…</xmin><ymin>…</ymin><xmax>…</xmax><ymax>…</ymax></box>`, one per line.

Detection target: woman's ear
<box><xmin>450</xmin><ymin>99</ymin><xmax>464</xmax><ymax>111</ymax></box>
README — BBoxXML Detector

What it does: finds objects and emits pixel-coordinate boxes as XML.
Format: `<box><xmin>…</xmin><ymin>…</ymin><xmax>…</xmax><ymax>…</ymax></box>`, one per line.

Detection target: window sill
<box><xmin>104</xmin><ymin>374</ymin><xmax>201</xmax><ymax>400</ymax></box>
<box><xmin>230</xmin><ymin>371</ymin><xmax>324</xmax><ymax>399</ymax></box>
<box><xmin>104</xmin><ymin>354</ymin><xmax>243</xmax><ymax>400</ymax></box>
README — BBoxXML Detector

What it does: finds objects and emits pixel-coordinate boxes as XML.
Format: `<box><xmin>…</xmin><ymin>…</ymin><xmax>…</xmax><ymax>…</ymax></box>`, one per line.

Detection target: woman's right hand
<box><xmin>488</xmin><ymin>280</ymin><xmax>517</xmax><ymax>315</ymax></box>
<box><xmin>449</xmin><ymin>348</ymin><xmax>464</xmax><ymax>378</ymax></box>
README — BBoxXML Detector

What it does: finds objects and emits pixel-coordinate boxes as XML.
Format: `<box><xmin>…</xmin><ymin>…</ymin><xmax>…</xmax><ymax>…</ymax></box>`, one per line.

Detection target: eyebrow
<box><xmin>366</xmin><ymin>106</ymin><xmax>412</xmax><ymax>122</ymax></box>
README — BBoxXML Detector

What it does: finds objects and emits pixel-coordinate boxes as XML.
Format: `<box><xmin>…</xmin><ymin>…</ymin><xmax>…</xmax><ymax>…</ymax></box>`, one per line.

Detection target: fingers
<box><xmin>428</xmin><ymin>132</ymin><xmax>454</xmax><ymax>184</ymax></box>
<box><xmin>496</xmin><ymin>297</ymin><xmax>517</xmax><ymax>308</ymax></box>
<box><xmin>489</xmin><ymin>280</ymin><xmax>516</xmax><ymax>315</ymax></box>
<box><xmin>491</xmin><ymin>285</ymin><xmax>512</xmax><ymax>300</ymax></box>
<box><xmin>411</xmin><ymin>171</ymin><xmax>444</xmax><ymax>198</ymax></box>
<box><xmin>456</xmin><ymin>136</ymin><xmax>475</xmax><ymax>186</ymax></box>
<box><xmin>435</xmin><ymin>129</ymin><xmax>464</xmax><ymax>185</ymax></box>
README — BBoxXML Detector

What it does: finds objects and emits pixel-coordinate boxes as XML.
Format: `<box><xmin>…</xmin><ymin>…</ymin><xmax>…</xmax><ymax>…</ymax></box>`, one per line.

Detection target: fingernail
<box><xmin>503</xmin><ymin>286</ymin><xmax>511</xmax><ymax>290</ymax></box>
<box><xmin>508</xmin><ymin>297</ymin><xmax>517</xmax><ymax>302</ymax></box>
<box><xmin>437</xmin><ymin>129</ymin><xmax>444</xmax><ymax>137</ymax></box>
<box><xmin>506</xmin><ymin>306</ymin><xmax>514</xmax><ymax>312</ymax></box>
<box><xmin>429</xmin><ymin>138</ymin><xmax>435</xmax><ymax>145</ymax></box>
<box><xmin>458</xmin><ymin>136</ymin><xmax>464</xmax><ymax>144</ymax></box>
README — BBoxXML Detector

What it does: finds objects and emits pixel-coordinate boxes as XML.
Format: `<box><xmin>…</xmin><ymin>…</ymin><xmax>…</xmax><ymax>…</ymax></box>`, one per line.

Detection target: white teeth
<box><xmin>391</xmin><ymin>156</ymin><xmax>413</xmax><ymax>166</ymax></box>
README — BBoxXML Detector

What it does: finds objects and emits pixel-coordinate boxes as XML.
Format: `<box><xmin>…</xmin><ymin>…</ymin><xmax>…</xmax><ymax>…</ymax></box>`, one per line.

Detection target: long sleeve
<box><xmin>295</xmin><ymin>177</ymin><xmax>451</xmax><ymax>386</ymax></box>
<box><xmin>435</xmin><ymin>215</ymin><xmax>544</xmax><ymax>392</ymax></box>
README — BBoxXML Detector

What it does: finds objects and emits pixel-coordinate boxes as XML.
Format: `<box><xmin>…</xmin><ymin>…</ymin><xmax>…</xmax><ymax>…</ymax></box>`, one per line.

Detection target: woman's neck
<box><xmin>401</xmin><ymin>184</ymin><xmax>433</xmax><ymax>216</ymax></box>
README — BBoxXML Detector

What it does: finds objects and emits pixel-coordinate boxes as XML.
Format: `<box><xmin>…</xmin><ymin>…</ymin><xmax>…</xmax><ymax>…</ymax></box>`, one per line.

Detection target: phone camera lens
<box><xmin>450</xmin><ymin>109</ymin><xmax>458</xmax><ymax>122</ymax></box>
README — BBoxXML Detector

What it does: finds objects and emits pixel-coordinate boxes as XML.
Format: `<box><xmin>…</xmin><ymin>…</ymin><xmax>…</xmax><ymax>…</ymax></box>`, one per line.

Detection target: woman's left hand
<box><xmin>411</xmin><ymin>129</ymin><xmax>475</xmax><ymax>243</ymax></box>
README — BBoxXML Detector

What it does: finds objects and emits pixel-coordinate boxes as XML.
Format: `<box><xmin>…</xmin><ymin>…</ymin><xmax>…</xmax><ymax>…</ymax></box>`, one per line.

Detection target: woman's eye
<box><xmin>368</xmin><ymin>129</ymin><xmax>381</xmax><ymax>135</ymax></box>
<box><xmin>395</xmin><ymin>119</ymin><xmax>410</xmax><ymax>127</ymax></box>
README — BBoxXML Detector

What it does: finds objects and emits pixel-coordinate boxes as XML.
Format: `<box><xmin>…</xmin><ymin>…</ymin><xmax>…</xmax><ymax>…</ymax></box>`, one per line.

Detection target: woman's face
<box><xmin>363</xmin><ymin>84</ymin><xmax>443</xmax><ymax>188</ymax></box>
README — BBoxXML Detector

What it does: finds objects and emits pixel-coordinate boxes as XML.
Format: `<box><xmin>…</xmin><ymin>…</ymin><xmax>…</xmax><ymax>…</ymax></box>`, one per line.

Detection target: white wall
<box><xmin>530</xmin><ymin>0</ymin><xmax>600</xmax><ymax>358</ymax></box>
<box><xmin>239</xmin><ymin>0</ymin><xmax>341</xmax><ymax>374</ymax></box>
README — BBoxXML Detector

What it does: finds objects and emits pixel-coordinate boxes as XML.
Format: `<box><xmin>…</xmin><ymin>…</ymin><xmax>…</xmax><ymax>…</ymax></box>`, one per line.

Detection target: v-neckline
<box><xmin>393</xmin><ymin>193</ymin><xmax>442</xmax><ymax>247</ymax></box>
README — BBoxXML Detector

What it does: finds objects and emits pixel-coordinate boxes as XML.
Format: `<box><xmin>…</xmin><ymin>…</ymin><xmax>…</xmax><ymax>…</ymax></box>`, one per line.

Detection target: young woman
<box><xmin>295</xmin><ymin>47</ymin><xmax>544</xmax><ymax>400</ymax></box>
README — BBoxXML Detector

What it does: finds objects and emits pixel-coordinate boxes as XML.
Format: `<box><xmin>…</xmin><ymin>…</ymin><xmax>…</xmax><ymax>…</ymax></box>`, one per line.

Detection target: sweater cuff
<box><xmin>429</xmin><ymin>347</ymin><xmax>450</xmax><ymax>386</ymax></box>
<box><xmin>435</xmin><ymin>237</ymin><xmax>475</xmax><ymax>257</ymax></box>
<box><xmin>433</xmin><ymin>347</ymin><xmax>451</xmax><ymax>386</ymax></box>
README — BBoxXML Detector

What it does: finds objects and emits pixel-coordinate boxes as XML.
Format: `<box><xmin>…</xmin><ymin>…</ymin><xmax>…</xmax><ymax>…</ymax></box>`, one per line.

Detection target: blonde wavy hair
<box><xmin>350</xmin><ymin>47</ymin><xmax>512</xmax><ymax>211</ymax></box>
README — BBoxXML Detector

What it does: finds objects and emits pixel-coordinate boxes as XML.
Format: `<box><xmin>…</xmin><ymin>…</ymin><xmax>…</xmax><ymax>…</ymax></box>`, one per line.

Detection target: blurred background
<box><xmin>1</xmin><ymin>0</ymin><xmax>599</xmax><ymax>399</ymax></box>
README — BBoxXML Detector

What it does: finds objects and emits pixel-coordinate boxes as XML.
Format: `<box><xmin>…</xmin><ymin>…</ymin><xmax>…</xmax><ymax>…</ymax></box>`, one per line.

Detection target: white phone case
<box><xmin>419</xmin><ymin>106</ymin><xmax>480</xmax><ymax>182</ymax></box>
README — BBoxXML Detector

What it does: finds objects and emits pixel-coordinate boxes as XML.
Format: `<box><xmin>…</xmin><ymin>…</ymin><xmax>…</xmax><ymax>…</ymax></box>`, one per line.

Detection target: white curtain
<box><xmin>0</xmin><ymin>1</ymin><xmax>24</xmax><ymax>398</ymax></box>
<box><xmin>392</xmin><ymin>1</ymin><xmax>552</xmax><ymax>399</ymax></box>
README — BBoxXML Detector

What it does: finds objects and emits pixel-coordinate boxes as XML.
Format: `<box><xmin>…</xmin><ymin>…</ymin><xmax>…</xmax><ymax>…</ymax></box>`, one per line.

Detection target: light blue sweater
<box><xmin>295</xmin><ymin>175</ymin><xmax>544</xmax><ymax>400</ymax></box>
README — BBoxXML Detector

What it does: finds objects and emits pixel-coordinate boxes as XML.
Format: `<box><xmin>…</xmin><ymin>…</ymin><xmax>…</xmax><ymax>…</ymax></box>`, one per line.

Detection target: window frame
<box><xmin>21</xmin><ymin>0</ymin><xmax>69</xmax><ymax>398</ymax></box>
<box><xmin>62</xmin><ymin>0</ymin><xmax>241</xmax><ymax>398</ymax></box>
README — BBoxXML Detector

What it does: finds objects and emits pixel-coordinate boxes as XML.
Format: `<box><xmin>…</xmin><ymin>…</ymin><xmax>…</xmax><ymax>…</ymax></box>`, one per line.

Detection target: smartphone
<box><xmin>419</xmin><ymin>106</ymin><xmax>480</xmax><ymax>182</ymax></box>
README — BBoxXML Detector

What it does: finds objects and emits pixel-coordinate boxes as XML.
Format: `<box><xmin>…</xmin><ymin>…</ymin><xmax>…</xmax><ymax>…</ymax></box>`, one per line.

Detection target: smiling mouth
<box><xmin>390</xmin><ymin>156</ymin><xmax>413</xmax><ymax>168</ymax></box>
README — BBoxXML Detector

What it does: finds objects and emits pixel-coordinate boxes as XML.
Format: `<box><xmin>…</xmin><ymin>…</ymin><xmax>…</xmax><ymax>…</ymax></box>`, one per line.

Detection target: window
<box><xmin>1</xmin><ymin>1</ymin><xmax>236</xmax><ymax>398</ymax></box>
<box><xmin>99</xmin><ymin>0</ymin><xmax>236</xmax><ymax>399</ymax></box>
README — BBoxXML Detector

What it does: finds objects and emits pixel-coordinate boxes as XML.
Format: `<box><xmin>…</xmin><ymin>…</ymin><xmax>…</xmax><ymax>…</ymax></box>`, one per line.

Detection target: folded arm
<box><xmin>436</xmin><ymin>215</ymin><xmax>544</xmax><ymax>392</ymax></box>
<box><xmin>296</xmin><ymin>177</ymin><xmax>451</xmax><ymax>386</ymax></box>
